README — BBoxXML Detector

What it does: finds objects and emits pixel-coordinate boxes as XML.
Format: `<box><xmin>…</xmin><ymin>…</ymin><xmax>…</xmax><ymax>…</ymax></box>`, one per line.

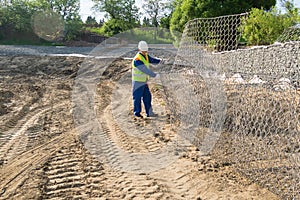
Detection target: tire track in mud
<box><xmin>0</xmin><ymin>104</ymin><xmax>32</xmax><ymax>135</ymax></box>
<box><xmin>100</xmin><ymin>78</ymin><xmax>179</xmax><ymax>151</ymax></box>
<box><xmin>86</xmin><ymin>79</ymin><xmax>182</xmax><ymax>172</ymax></box>
<box><xmin>39</xmin><ymin>140</ymin><xmax>177</xmax><ymax>200</ymax></box>
<box><xmin>0</xmin><ymin>103</ymin><xmax>65</xmax><ymax>165</ymax></box>
<box><xmin>101</xmin><ymin>100</ymin><xmax>168</xmax><ymax>154</ymax></box>
<box><xmin>150</xmin><ymin>160</ymin><xmax>203</xmax><ymax>199</ymax></box>
<box><xmin>40</xmin><ymin>141</ymin><xmax>103</xmax><ymax>199</ymax></box>
<box><xmin>89</xmin><ymin>168</ymin><xmax>177</xmax><ymax>200</ymax></box>
<box><xmin>34</xmin><ymin>124</ymin><xmax>175</xmax><ymax>200</ymax></box>
<box><xmin>0</xmin><ymin>131</ymin><xmax>74</xmax><ymax>200</ymax></box>
<box><xmin>76</xmin><ymin>68</ymin><xmax>206</xmax><ymax>199</ymax></box>
<box><xmin>0</xmin><ymin>106</ymin><xmax>51</xmax><ymax>164</ymax></box>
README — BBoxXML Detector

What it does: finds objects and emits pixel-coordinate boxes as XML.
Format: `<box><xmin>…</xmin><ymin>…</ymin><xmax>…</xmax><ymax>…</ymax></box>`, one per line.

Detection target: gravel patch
<box><xmin>0</xmin><ymin>45</ymin><xmax>95</xmax><ymax>56</ymax></box>
<box><xmin>0</xmin><ymin>44</ymin><xmax>177</xmax><ymax>59</ymax></box>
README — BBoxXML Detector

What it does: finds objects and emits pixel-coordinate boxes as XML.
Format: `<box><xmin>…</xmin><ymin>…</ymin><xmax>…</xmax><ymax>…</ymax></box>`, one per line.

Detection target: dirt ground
<box><xmin>0</xmin><ymin>55</ymin><xmax>280</xmax><ymax>200</ymax></box>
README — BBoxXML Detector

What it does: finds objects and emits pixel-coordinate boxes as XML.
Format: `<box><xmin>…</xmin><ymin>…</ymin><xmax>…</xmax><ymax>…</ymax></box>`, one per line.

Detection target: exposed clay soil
<box><xmin>0</xmin><ymin>55</ymin><xmax>280</xmax><ymax>200</ymax></box>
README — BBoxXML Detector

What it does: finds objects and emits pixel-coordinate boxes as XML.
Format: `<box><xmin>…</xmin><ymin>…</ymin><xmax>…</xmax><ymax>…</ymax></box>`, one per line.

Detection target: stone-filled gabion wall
<box><xmin>213</xmin><ymin>42</ymin><xmax>300</xmax><ymax>200</ymax></box>
<box><xmin>175</xmin><ymin>13</ymin><xmax>300</xmax><ymax>199</ymax></box>
<box><xmin>174</xmin><ymin>39</ymin><xmax>300</xmax><ymax>199</ymax></box>
<box><xmin>213</xmin><ymin>41</ymin><xmax>300</xmax><ymax>82</ymax></box>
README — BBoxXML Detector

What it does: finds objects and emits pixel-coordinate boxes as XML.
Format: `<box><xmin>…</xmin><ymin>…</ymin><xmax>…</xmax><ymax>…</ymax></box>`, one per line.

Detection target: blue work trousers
<box><xmin>132</xmin><ymin>82</ymin><xmax>152</xmax><ymax>116</ymax></box>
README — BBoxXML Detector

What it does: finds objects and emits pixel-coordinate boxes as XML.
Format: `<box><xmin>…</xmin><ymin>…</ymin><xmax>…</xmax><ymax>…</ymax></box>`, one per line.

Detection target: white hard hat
<box><xmin>138</xmin><ymin>41</ymin><xmax>148</xmax><ymax>51</ymax></box>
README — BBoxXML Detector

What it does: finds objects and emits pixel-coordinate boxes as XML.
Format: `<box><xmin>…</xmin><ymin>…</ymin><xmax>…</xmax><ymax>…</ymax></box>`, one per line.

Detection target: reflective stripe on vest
<box><xmin>132</xmin><ymin>53</ymin><xmax>150</xmax><ymax>82</ymax></box>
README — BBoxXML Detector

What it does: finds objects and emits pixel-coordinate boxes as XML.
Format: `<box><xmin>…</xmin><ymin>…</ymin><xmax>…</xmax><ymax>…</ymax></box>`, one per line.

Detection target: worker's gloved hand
<box><xmin>160</xmin><ymin>58</ymin><xmax>172</xmax><ymax>65</ymax></box>
<box><xmin>154</xmin><ymin>74</ymin><xmax>160</xmax><ymax>79</ymax></box>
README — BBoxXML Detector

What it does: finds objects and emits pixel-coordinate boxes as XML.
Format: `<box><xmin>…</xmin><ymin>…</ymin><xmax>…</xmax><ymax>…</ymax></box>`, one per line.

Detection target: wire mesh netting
<box><xmin>173</xmin><ymin>13</ymin><xmax>300</xmax><ymax>199</ymax></box>
<box><xmin>277</xmin><ymin>24</ymin><xmax>300</xmax><ymax>43</ymax></box>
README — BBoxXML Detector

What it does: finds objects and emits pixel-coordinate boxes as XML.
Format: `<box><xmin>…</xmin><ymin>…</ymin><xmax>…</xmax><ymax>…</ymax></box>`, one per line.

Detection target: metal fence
<box><xmin>174</xmin><ymin>13</ymin><xmax>300</xmax><ymax>199</ymax></box>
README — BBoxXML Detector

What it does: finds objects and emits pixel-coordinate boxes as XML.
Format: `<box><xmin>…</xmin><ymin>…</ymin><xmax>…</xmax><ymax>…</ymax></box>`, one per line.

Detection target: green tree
<box><xmin>243</xmin><ymin>6</ymin><xmax>299</xmax><ymax>45</ymax></box>
<box><xmin>92</xmin><ymin>0</ymin><xmax>118</xmax><ymax>18</ymax></box>
<box><xmin>92</xmin><ymin>0</ymin><xmax>139</xmax><ymax>23</ymax></box>
<box><xmin>100</xmin><ymin>18</ymin><xmax>128</xmax><ymax>36</ymax></box>
<box><xmin>142</xmin><ymin>17</ymin><xmax>151</xmax><ymax>27</ymax></box>
<box><xmin>158</xmin><ymin>0</ymin><xmax>177</xmax><ymax>29</ymax></box>
<box><xmin>46</xmin><ymin>0</ymin><xmax>82</xmax><ymax>40</ymax></box>
<box><xmin>64</xmin><ymin>16</ymin><xmax>83</xmax><ymax>40</ymax></box>
<box><xmin>0</xmin><ymin>0</ymin><xmax>45</xmax><ymax>43</ymax></box>
<box><xmin>99</xmin><ymin>18</ymin><xmax>105</xmax><ymax>26</ymax></box>
<box><xmin>159</xmin><ymin>14</ymin><xmax>171</xmax><ymax>29</ymax></box>
<box><xmin>32</xmin><ymin>0</ymin><xmax>81</xmax><ymax>21</ymax></box>
<box><xmin>92</xmin><ymin>0</ymin><xmax>139</xmax><ymax>35</ymax></box>
<box><xmin>143</xmin><ymin>0</ymin><xmax>166</xmax><ymax>27</ymax></box>
<box><xmin>36</xmin><ymin>0</ymin><xmax>80</xmax><ymax>20</ymax></box>
<box><xmin>0</xmin><ymin>0</ymin><xmax>10</xmax><ymax>6</ymax></box>
<box><xmin>280</xmin><ymin>0</ymin><xmax>300</xmax><ymax>21</ymax></box>
<box><xmin>0</xmin><ymin>0</ymin><xmax>82</xmax><ymax>42</ymax></box>
<box><xmin>170</xmin><ymin>0</ymin><xmax>276</xmax><ymax>33</ymax></box>
<box><xmin>5</xmin><ymin>0</ymin><xmax>36</xmax><ymax>32</ymax></box>
<box><xmin>0</xmin><ymin>4</ymin><xmax>9</xmax><ymax>39</ymax></box>
<box><xmin>86</xmin><ymin>16</ymin><xmax>98</xmax><ymax>26</ymax></box>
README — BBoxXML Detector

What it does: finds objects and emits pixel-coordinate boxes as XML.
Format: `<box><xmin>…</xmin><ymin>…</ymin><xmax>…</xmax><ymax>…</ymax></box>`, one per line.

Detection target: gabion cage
<box><xmin>277</xmin><ymin>24</ymin><xmax>300</xmax><ymax>43</ymax></box>
<box><xmin>174</xmin><ymin>13</ymin><xmax>300</xmax><ymax>199</ymax></box>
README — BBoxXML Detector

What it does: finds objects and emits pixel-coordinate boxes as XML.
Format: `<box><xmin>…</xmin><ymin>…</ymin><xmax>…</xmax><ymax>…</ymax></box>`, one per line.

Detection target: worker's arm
<box><xmin>134</xmin><ymin>60</ymin><xmax>157</xmax><ymax>77</ymax></box>
<box><xmin>148</xmin><ymin>55</ymin><xmax>161</xmax><ymax>65</ymax></box>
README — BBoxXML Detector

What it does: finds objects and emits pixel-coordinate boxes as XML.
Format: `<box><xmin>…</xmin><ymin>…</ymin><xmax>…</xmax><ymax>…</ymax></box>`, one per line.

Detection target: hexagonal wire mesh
<box><xmin>277</xmin><ymin>24</ymin><xmax>300</xmax><ymax>43</ymax></box>
<box><xmin>174</xmin><ymin>13</ymin><xmax>300</xmax><ymax>199</ymax></box>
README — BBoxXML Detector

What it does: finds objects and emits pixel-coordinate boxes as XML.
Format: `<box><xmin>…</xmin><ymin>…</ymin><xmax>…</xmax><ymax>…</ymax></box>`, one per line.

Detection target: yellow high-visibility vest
<box><xmin>132</xmin><ymin>53</ymin><xmax>150</xmax><ymax>82</ymax></box>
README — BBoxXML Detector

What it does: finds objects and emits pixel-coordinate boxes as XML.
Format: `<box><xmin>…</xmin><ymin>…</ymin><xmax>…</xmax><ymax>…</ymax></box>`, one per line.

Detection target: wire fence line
<box><xmin>174</xmin><ymin>13</ymin><xmax>300</xmax><ymax>199</ymax></box>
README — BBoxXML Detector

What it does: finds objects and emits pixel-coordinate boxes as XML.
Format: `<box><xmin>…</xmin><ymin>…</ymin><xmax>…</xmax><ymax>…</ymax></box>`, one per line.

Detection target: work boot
<box><xmin>147</xmin><ymin>112</ymin><xmax>158</xmax><ymax>117</ymax></box>
<box><xmin>147</xmin><ymin>107</ymin><xmax>158</xmax><ymax>117</ymax></box>
<box><xmin>134</xmin><ymin>113</ymin><xmax>144</xmax><ymax>118</ymax></box>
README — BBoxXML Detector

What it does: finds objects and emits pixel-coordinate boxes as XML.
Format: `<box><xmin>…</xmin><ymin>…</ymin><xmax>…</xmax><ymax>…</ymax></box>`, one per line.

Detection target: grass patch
<box><xmin>84</xmin><ymin>27</ymin><xmax>175</xmax><ymax>44</ymax></box>
<box><xmin>120</xmin><ymin>28</ymin><xmax>174</xmax><ymax>44</ymax></box>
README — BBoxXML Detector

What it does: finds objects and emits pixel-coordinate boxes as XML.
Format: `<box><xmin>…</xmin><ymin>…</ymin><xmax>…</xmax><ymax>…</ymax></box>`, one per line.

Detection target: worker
<box><xmin>132</xmin><ymin>40</ymin><xmax>162</xmax><ymax>118</ymax></box>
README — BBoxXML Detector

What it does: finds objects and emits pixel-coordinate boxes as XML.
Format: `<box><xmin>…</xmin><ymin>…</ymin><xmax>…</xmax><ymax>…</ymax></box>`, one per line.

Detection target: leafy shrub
<box><xmin>242</xmin><ymin>7</ymin><xmax>298</xmax><ymax>45</ymax></box>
